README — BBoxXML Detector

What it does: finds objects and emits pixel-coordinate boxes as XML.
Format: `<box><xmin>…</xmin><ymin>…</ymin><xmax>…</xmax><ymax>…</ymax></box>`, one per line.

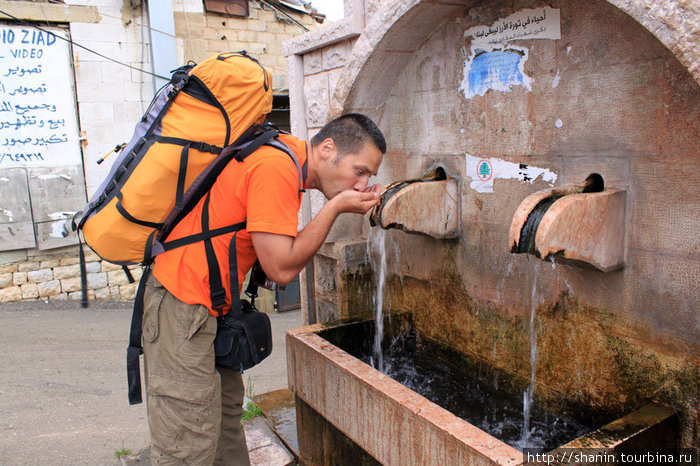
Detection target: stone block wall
<box><xmin>0</xmin><ymin>246</ymin><xmax>141</xmax><ymax>303</ymax></box>
<box><xmin>174</xmin><ymin>1</ymin><xmax>320</xmax><ymax>90</ymax></box>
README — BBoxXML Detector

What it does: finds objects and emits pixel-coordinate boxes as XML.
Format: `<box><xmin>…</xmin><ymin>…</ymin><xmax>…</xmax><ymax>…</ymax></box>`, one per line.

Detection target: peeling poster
<box><xmin>465</xmin><ymin>154</ymin><xmax>557</xmax><ymax>193</ymax></box>
<box><xmin>460</xmin><ymin>7</ymin><xmax>560</xmax><ymax>99</ymax></box>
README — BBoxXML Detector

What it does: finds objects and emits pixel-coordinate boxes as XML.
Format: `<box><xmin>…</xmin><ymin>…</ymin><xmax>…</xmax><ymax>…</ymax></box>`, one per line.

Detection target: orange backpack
<box><xmin>75</xmin><ymin>51</ymin><xmax>300</xmax><ymax>265</ymax></box>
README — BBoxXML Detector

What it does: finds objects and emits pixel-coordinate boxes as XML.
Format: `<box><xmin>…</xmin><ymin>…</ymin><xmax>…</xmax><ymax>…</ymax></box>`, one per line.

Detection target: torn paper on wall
<box><xmin>465</xmin><ymin>154</ymin><xmax>558</xmax><ymax>193</ymax></box>
<box><xmin>460</xmin><ymin>7</ymin><xmax>560</xmax><ymax>99</ymax></box>
<box><xmin>460</xmin><ymin>45</ymin><xmax>532</xmax><ymax>98</ymax></box>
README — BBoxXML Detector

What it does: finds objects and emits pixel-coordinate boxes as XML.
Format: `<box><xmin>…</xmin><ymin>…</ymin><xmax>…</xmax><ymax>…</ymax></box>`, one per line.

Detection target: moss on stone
<box><xmin>337</xmin><ymin>270</ymin><xmax>698</xmax><ymax>448</ymax></box>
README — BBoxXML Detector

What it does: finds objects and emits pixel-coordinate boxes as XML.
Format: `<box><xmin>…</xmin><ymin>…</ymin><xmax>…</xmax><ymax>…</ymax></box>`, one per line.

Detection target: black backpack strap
<box><xmin>78</xmin><ymin>232</ymin><xmax>89</xmax><ymax>309</ymax></box>
<box><xmin>122</xmin><ymin>265</ymin><xmax>135</xmax><ymax>284</ymax></box>
<box><xmin>116</xmin><ymin>192</ymin><xmax>164</xmax><ymax>229</ymax></box>
<box><xmin>200</xmin><ymin>192</ymin><xmax>247</xmax><ymax>314</ymax></box>
<box><xmin>154</xmin><ymin>136</ymin><xmax>223</xmax><ymax>154</ymax></box>
<box><xmin>159</xmin><ymin>222</ymin><xmax>246</xmax><ymax>252</ymax></box>
<box><xmin>175</xmin><ymin>142</ymin><xmax>191</xmax><ymax>211</ymax></box>
<box><xmin>234</xmin><ymin>130</ymin><xmax>279</xmax><ymax>162</ymax></box>
<box><xmin>227</xmin><ymin>231</ymin><xmax>243</xmax><ymax>318</ymax></box>
<box><xmin>244</xmin><ymin>262</ymin><xmax>260</xmax><ymax>306</ymax></box>
<box><xmin>127</xmin><ymin>266</ymin><xmax>151</xmax><ymax>405</ymax></box>
<box><xmin>202</xmin><ymin>192</ymin><xmax>225</xmax><ymax>312</ymax></box>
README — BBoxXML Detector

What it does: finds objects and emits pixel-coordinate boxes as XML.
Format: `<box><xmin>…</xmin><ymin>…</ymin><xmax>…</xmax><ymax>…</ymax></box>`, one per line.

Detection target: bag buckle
<box><xmin>211</xmin><ymin>289</ymin><xmax>227</xmax><ymax>315</ymax></box>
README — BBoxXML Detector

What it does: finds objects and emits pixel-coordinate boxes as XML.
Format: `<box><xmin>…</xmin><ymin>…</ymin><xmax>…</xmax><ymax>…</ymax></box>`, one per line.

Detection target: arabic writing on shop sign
<box><xmin>0</xmin><ymin>26</ymin><xmax>81</xmax><ymax>167</ymax></box>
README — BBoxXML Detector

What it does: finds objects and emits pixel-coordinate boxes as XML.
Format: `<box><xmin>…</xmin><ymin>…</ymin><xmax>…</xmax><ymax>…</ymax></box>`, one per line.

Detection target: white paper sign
<box><xmin>465</xmin><ymin>154</ymin><xmax>557</xmax><ymax>193</ymax></box>
<box><xmin>465</xmin><ymin>7</ymin><xmax>561</xmax><ymax>47</ymax></box>
<box><xmin>0</xmin><ymin>25</ymin><xmax>82</xmax><ymax>167</ymax></box>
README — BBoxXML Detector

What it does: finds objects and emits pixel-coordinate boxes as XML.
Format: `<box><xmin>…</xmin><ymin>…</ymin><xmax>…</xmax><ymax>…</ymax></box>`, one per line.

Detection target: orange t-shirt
<box><xmin>152</xmin><ymin>134</ymin><xmax>307</xmax><ymax>314</ymax></box>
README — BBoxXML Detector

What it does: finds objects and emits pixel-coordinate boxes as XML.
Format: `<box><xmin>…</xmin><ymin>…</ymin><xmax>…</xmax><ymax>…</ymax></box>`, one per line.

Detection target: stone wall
<box><xmin>174</xmin><ymin>1</ymin><xmax>320</xmax><ymax>91</ymax></box>
<box><xmin>0</xmin><ymin>246</ymin><xmax>141</xmax><ymax>303</ymax></box>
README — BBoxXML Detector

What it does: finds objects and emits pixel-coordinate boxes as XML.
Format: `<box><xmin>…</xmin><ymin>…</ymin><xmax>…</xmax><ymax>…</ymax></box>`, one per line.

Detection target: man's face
<box><xmin>319</xmin><ymin>139</ymin><xmax>383</xmax><ymax>200</ymax></box>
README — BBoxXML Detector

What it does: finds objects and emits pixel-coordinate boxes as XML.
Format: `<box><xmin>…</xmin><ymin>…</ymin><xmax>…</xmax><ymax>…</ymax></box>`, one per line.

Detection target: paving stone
<box><xmin>120</xmin><ymin>415</ymin><xmax>295</xmax><ymax>466</ymax></box>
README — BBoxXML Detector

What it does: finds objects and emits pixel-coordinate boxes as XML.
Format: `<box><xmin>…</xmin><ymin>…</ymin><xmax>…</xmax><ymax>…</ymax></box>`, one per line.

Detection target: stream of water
<box><xmin>368</xmin><ymin>227</ymin><xmax>388</xmax><ymax>373</ymax></box>
<box><xmin>518</xmin><ymin>258</ymin><xmax>544</xmax><ymax>448</ymax></box>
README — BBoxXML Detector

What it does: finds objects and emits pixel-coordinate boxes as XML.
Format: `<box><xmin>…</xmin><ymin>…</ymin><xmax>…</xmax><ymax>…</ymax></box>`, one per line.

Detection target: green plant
<box><xmin>242</xmin><ymin>402</ymin><xmax>263</xmax><ymax>420</ymax></box>
<box><xmin>242</xmin><ymin>375</ymin><xmax>263</xmax><ymax>420</ymax></box>
<box><xmin>114</xmin><ymin>447</ymin><xmax>132</xmax><ymax>459</ymax></box>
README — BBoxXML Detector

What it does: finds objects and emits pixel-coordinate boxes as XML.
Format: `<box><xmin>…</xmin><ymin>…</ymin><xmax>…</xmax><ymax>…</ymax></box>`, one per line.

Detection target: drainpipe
<box><xmin>146</xmin><ymin>0</ymin><xmax>177</xmax><ymax>91</ymax></box>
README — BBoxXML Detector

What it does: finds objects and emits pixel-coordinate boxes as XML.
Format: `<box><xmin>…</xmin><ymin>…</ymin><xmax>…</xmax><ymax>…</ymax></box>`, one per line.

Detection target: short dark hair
<box><xmin>310</xmin><ymin>113</ymin><xmax>386</xmax><ymax>155</ymax></box>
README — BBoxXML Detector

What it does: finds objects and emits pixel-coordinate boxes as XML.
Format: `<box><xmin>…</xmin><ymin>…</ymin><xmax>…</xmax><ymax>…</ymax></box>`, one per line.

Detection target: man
<box><xmin>141</xmin><ymin>113</ymin><xmax>386</xmax><ymax>464</ymax></box>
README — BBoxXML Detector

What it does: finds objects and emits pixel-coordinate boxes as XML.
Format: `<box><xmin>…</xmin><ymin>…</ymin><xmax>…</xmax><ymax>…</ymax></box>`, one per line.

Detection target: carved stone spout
<box><xmin>509</xmin><ymin>174</ymin><xmax>626</xmax><ymax>272</ymax></box>
<box><xmin>369</xmin><ymin>168</ymin><xmax>460</xmax><ymax>239</ymax></box>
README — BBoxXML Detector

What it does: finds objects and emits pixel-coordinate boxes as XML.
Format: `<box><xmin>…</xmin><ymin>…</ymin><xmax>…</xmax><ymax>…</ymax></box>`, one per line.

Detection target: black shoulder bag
<box><xmin>214</xmin><ymin>297</ymin><xmax>272</xmax><ymax>372</ymax></box>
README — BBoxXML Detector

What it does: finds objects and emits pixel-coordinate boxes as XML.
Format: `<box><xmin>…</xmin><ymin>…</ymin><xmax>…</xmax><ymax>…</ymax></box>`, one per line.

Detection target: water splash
<box><xmin>340</xmin><ymin>324</ymin><xmax>594</xmax><ymax>453</ymax></box>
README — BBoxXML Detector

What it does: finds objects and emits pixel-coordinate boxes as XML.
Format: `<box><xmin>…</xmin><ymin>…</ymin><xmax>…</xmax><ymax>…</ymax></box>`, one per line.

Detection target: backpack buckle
<box><xmin>211</xmin><ymin>289</ymin><xmax>227</xmax><ymax>312</ymax></box>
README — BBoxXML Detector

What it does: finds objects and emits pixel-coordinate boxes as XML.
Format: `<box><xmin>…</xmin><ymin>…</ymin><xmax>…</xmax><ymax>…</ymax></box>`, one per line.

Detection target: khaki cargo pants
<box><xmin>142</xmin><ymin>275</ymin><xmax>250</xmax><ymax>465</ymax></box>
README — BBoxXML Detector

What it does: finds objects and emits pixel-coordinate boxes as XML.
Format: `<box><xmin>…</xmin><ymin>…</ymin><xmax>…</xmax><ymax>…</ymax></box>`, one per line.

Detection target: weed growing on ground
<box><xmin>242</xmin><ymin>375</ymin><xmax>263</xmax><ymax>420</ymax></box>
<box><xmin>242</xmin><ymin>402</ymin><xmax>263</xmax><ymax>420</ymax></box>
<box><xmin>114</xmin><ymin>447</ymin><xmax>132</xmax><ymax>459</ymax></box>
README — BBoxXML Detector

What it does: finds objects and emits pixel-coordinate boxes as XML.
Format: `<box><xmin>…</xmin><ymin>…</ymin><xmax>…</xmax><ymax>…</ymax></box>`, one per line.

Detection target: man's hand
<box><xmin>251</xmin><ymin>184</ymin><xmax>382</xmax><ymax>285</ymax></box>
<box><xmin>330</xmin><ymin>184</ymin><xmax>382</xmax><ymax>215</ymax></box>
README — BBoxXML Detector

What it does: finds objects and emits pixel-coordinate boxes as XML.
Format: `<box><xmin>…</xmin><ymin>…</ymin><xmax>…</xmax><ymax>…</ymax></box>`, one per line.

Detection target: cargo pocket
<box><xmin>143</xmin><ymin>279</ymin><xmax>167</xmax><ymax>344</ymax></box>
<box><xmin>178</xmin><ymin>305</ymin><xmax>218</xmax><ymax>374</ymax></box>
<box><xmin>187</xmin><ymin>304</ymin><xmax>215</xmax><ymax>341</ymax></box>
<box><xmin>147</xmin><ymin>374</ymin><xmax>220</xmax><ymax>458</ymax></box>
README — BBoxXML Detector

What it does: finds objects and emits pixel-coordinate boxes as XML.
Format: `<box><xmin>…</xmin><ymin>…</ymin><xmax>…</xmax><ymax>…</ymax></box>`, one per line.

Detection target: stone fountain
<box><xmin>283</xmin><ymin>0</ymin><xmax>699</xmax><ymax>463</ymax></box>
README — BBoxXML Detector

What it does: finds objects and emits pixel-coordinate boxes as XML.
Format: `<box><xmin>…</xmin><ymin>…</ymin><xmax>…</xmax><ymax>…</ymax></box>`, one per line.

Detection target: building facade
<box><xmin>0</xmin><ymin>0</ymin><xmax>321</xmax><ymax>303</ymax></box>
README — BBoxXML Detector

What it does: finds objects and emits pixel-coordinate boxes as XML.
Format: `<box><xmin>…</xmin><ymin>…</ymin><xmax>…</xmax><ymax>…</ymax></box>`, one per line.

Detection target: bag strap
<box><xmin>263</xmin><ymin>138</ymin><xmax>307</xmax><ymax>194</ymax></box>
<box><xmin>227</xmin><ymin>229</ymin><xmax>243</xmax><ymax>318</ymax></box>
<box><xmin>77</xmin><ymin>231</ymin><xmax>88</xmax><ymax>309</ymax></box>
<box><xmin>160</xmin><ymin>222</ymin><xmax>246</xmax><ymax>252</ymax></box>
<box><xmin>154</xmin><ymin>136</ymin><xmax>223</xmax><ymax>154</ymax></box>
<box><xmin>199</xmin><ymin>192</ymin><xmax>248</xmax><ymax>313</ymax></box>
<box><xmin>127</xmin><ymin>266</ymin><xmax>151</xmax><ymax>405</ymax></box>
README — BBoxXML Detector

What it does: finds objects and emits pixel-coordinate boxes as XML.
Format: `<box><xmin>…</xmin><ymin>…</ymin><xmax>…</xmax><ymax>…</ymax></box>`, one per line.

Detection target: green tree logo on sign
<box><xmin>477</xmin><ymin>159</ymin><xmax>492</xmax><ymax>182</ymax></box>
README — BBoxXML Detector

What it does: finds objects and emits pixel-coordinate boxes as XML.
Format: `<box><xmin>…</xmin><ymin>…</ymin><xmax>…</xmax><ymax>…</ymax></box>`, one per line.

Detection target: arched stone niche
<box><xmin>329</xmin><ymin>0</ymin><xmax>700</xmax><ymax>344</ymax></box>
<box><xmin>332</xmin><ymin>0</ymin><xmax>700</xmax><ymax>117</ymax></box>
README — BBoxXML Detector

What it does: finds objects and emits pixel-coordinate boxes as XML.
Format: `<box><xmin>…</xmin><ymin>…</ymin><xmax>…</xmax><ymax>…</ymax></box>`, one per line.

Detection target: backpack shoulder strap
<box><xmin>264</xmin><ymin>138</ymin><xmax>306</xmax><ymax>194</ymax></box>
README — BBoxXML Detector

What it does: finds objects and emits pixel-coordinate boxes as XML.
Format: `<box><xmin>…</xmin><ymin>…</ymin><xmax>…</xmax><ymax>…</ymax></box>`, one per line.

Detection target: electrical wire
<box><xmin>97</xmin><ymin>11</ymin><xmax>177</xmax><ymax>39</ymax></box>
<box><xmin>256</xmin><ymin>0</ymin><xmax>309</xmax><ymax>32</ymax></box>
<box><xmin>181</xmin><ymin>0</ymin><xmax>194</xmax><ymax>61</ymax></box>
<box><xmin>0</xmin><ymin>8</ymin><xmax>168</xmax><ymax>80</ymax></box>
